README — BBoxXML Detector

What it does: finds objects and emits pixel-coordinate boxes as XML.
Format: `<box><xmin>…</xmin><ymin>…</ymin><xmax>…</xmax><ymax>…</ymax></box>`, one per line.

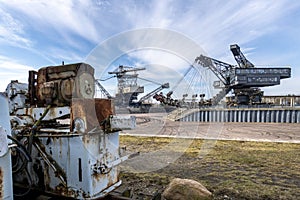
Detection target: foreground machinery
<box><xmin>0</xmin><ymin>94</ymin><xmax>14</xmax><ymax>200</ymax></box>
<box><xmin>3</xmin><ymin>63</ymin><xmax>134</xmax><ymax>199</ymax></box>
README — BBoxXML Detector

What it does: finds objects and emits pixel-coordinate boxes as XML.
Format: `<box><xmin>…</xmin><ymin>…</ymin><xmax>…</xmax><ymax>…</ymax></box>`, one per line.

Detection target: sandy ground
<box><xmin>121</xmin><ymin>113</ymin><xmax>300</xmax><ymax>143</ymax></box>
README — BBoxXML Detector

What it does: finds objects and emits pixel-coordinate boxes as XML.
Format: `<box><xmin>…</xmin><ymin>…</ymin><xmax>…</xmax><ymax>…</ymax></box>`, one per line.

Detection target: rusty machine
<box><xmin>3</xmin><ymin>63</ymin><xmax>134</xmax><ymax>199</ymax></box>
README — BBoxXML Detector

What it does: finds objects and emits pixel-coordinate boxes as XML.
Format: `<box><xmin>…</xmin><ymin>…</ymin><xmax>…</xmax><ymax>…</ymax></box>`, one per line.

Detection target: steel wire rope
<box><xmin>171</xmin><ymin>64</ymin><xmax>194</xmax><ymax>92</ymax></box>
<box><xmin>137</xmin><ymin>76</ymin><xmax>163</xmax><ymax>85</ymax></box>
<box><xmin>192</xmin><ymin>70</ymin><xmax>201</xmax><ymax>95</ymax></box>
<box><xmin>97</xmin><ymin>76</ymin><xmax>116</xmax><ymax>81</ymax></box>
<box><xmin>186</xmin><ymin>69</ymin><xmax>196</xmax><ymax>93</ymax></box>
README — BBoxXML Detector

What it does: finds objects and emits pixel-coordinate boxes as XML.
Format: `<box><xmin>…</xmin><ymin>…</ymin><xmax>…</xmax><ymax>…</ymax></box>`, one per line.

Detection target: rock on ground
<box><xmin>162</xmin><ymin>178</ymin><xmax>212</xmax><ymax>200</ymax></box>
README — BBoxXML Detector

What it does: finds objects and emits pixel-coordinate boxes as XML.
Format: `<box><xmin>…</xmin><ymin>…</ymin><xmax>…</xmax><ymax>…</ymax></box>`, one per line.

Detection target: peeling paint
<box><xmin>36</xmin><ymin>63</ymin><xmax>95</xmax><ymax>106</ymax></box>
<box><xmin>7</xmin><ymin>63</ymin><xmax>124</xmax><ymax>199</ymax></box>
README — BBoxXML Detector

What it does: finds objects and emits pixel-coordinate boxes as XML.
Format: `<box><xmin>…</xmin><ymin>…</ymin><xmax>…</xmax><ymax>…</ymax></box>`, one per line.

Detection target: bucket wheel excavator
<box><xmin>194</xmin><ymin>44</ymin><xmax>291</xmax><ymax>106</ymax></box>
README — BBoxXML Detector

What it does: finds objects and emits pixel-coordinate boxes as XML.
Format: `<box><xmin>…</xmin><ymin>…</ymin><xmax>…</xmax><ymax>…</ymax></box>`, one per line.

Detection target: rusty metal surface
<box><xmin>42</xmin><ymin>63</ymin><xmax>94</xmax><ymax>76</ymax></box>
<box><xmin>5</xmin><ymin>63</ymin><xmax>124</xmax><ymax>199</ymax></box>
<box><xmin>34</xmin><ymin>130</ymin><xmax>122</xmax><ymax>199</ymax></box>
<box><xmin>94</xmin><ymin>98</ymin><xmax>115</xmax><ymax>121</ymax></box>
<box><xmin>28</xmin><ymin>70</ymin><xmax>37</xmax><ymax>105</ymax></box>
<box><xmin>71</xmin><ymin>98</ymin><xmax>114</xmax><ymax>132</ymax></box>
<box><xmin>36</xmin><ymin>63</ymin><xmax>95</xmax><ymax>106</ymax></box>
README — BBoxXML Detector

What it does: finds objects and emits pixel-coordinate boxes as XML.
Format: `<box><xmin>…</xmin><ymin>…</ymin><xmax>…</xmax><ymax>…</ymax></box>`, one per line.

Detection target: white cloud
<box><xmin>169</xmin><ymin>0</ymin><xmax>299</xmax><ymax>57</ymax></box>
<box><xmin>0</xmin><ymin>55</ymin><xmax>34</xmax><ymax>91</ymax></box>
<box><xmin>2</xmin><ymin>0</ymin><xmax>298</xmax><ymax>57</ymax></box>
<box><xmin>0</xmin><ymin>0</ymin><xmax>299</xmax><ymax>95</ymax></box>
<box><xmin>1</xmin><ymin>0</ymin><xmax>100</xmax><ymax>45</ymax></box>
<box><xmin>0</xmin><ymin>8</ymin><xmax>31</xmax><ymax>47</ymax></box>
<box><xmin>129</xmin><ymin>50</ymin><xmax>190</xmax><ymax>72</ymax></box>
<box><xmin>47</xmin><ymin>47</ymin><xmax>84</xmax><ymax>63</ymax></box>
<box><xmin>86</xmin><ymin>0</ymin><xmax>300</xmax><ymax>68</ymax></box>
<box><xmin>2</xmin><ymin>0</ymin><xmax>299</xmax><ymax>52</ymax></box>
<box><xmin>263</xmin><ymin>76</ymin><xmax>300</xmax><ymax>95</ymax></box>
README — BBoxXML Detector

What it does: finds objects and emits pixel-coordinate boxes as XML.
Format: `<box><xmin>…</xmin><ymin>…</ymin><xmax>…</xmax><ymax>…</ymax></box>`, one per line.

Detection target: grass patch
<box><xmin>120</xmin><ymin>136</ymin><xmax>300</xmax><ymax>200</ymax></box>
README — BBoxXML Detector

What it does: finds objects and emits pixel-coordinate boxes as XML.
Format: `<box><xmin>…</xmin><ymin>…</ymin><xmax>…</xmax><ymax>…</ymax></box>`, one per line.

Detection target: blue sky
<box><xmin>1</xmin><ymin>0</ymin><xmax>300</xmax><ymax>96</ymax></box>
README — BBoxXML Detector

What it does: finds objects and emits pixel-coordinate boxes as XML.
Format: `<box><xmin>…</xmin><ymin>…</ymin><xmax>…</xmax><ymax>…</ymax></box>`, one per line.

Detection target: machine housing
<box><xmin>6</xmin><ymin>63</ymin><xmax>134</xmax><ymax>199</ymax></box>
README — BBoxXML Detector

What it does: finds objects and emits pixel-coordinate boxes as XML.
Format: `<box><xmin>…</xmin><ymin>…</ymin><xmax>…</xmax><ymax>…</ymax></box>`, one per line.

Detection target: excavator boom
<box><xmin>230</xmin><ymin>44</ymin><xmax>254</xmax><ymax>68</ymax></box>
<box><xmin>194</xmin><ymin>44</ymin><xmax>291</xmax><ymax>105</ymax></box>
<box><xmin>139</xmin><ymin>83</ymin><xmax>169</xmax><ymax>103</ymax></box>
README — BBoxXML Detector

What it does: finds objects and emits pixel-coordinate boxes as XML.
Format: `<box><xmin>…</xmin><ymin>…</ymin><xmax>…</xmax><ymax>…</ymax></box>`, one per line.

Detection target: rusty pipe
<box><xmin>33</xmin><ymin>141</ymin><xmax>67</xmax><ymax>187</ymax></box>
<box><xmin>27</xmin><ymin>105</ymin><xmax>51</xmax><ymax>155</ymax></box>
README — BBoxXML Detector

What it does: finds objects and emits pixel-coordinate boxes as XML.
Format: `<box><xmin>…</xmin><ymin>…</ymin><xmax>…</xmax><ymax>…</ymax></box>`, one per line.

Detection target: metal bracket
<box><xmin>92</xmin><ymin>152</ymin><xmax>139</xmax><ymax>175</ymax></box>
<box><xmin>102</xmin><ymin>115</ymin><xmax>136</xmax><ymax>133</ymax></box>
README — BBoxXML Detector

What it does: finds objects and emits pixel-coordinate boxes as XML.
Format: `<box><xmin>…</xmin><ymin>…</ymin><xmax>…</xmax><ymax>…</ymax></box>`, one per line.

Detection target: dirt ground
<box><xmin>117</xmin><ymin>114</ymin><xmax>300</xmax><ymax>199</ymax></box>
<box><xmin>121</xmin><ymin>113</ymin><xmax>300</xmax><ymax>143</ymax></box>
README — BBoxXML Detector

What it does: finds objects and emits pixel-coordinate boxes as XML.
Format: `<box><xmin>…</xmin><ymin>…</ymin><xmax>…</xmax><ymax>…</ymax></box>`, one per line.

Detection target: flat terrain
<box><xmin>117</xmin><ymin>114</ymin><xmax>300</xmax><ymax>199</ymax></box>
<box><xmin>34</xmin><ymin>114</ymin><xmax>300</xmax><ymax>199</ymax></box>
<box><xmin>121</xmin><ymin>113</ymin><xmax>300</xmax><ymax>143</ymax></box>
<box><xmin>119</xmin><ymin>136</ymin><xmax>300</xmax><ymax>200</ymax></box>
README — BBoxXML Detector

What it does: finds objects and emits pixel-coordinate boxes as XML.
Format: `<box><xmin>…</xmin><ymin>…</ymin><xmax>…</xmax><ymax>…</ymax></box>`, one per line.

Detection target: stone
<box><xmin>162</xmin><ymin>178</ymin><xmax>212</xmax><ymax>200</ymax></box>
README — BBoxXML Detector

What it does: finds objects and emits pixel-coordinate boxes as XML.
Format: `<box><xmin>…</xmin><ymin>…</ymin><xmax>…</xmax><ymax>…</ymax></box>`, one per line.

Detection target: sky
<box><xmin>1</xmin><ymin>0</ymin><xmax>300</xmax><ymax>97</ymax></box>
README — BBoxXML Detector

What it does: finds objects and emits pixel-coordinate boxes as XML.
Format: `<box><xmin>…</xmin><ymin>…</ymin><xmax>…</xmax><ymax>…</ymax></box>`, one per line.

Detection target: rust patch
<box><xmin>44</xmin><ymin>164</ymin><xmax>51</xmax><ymax>191</ymax></box>
<box><xmin>94</xmin><ymin>98</ymin><xmax>115</xmax><ymax>121</ymax></box>
<box><xmin>92</xmin><ymin>168</ymin><xmax>118</xmax><ymax>189</ymax></box>
<box><xmin>92</xmin><ymin>172</ymin><xmax>104</xmax><ymax>182</ymax></box>
<box><xmin>36</xmin><ymin>63</ymin><xmax>95</xmax><ymax>107</ymax></box>
<box><xmin>71</xmin><ymin>98</ymin><xmax>114</xmax><ymax>132</ymax></box>
<box><xmin>48</xmin><ymin>107</ymin><xmax>58</xmax><ymax>119</ymax></box>
<box><xmin>0</xmin><ymin>167</ymin><xmax>3</xmax><ymax>199</ymax></box>
<box><xmin>107</xmin><ymin>170</ymin><xmax>117</xmax><ymax>187</ymax></box>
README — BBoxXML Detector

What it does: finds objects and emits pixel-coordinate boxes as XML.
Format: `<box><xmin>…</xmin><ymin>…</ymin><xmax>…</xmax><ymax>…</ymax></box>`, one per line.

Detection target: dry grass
<box><xmin>120</xmin><ymin>136</ymin><xmax>300</xmax><ymax>200</ymax></box>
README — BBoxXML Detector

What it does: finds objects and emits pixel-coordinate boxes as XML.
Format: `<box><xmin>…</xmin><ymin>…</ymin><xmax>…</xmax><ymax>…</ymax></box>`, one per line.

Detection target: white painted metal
<box><xmin>0</xmin><ymin>94</ymin><xmax>13</xmax><ymax>200</ymax></box>
<box><xmin>110</xmin><ymin>115</ymin><xmax>136</xmax><ymax>130</ymax></box>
